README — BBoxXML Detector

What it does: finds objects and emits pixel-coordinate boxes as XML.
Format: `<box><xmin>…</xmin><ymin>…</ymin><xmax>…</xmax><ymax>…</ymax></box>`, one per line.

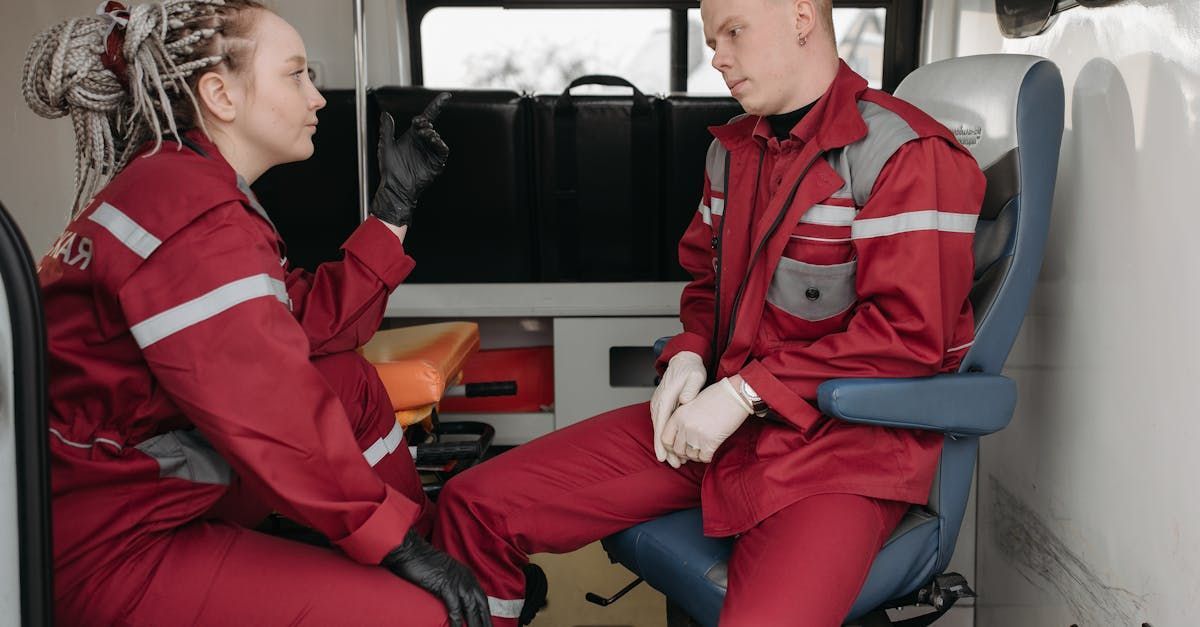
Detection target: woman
<box><xmin>23</xmin><ymin>1</ymin><xmax>489</xmax><ymax>625</ymax></box>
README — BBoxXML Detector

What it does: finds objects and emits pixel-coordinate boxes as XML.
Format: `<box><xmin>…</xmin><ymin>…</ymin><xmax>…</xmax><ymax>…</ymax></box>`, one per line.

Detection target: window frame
<box><xmin>405</xmin><ymin>0</ymin><xmax>922</xmax><ymax>93</ymax></box>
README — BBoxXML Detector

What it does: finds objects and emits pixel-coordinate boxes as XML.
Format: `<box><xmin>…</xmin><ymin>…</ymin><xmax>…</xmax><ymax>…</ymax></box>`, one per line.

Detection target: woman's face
<box><xmin>232</xmin><ymin>10</ymin><xmax>326</xmax><ymax>169</ymax></box>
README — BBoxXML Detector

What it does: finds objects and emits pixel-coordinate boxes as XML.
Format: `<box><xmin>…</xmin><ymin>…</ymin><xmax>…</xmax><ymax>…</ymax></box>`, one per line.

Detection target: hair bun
<box><xmin>22</xmin><ymin>17</ymin><xmax>124</xmax><ymax>120</ymax></box>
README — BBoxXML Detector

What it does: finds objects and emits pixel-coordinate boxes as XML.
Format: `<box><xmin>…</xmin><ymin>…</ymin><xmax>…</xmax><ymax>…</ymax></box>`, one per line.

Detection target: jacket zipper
<box><xmin>723</xmin><ymin>150</ymin><xmax>825</xmax><ymax>352</ymax></box>
<box><xmin>709</xmin><ymin>149</ymin><xmax>763</xmax><ymax>379</ymax></box>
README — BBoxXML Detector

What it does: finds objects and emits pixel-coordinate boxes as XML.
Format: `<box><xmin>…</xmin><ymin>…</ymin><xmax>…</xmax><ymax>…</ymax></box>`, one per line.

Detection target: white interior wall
<box><xmin>275</xmin><ymin>0</ymin><xmax>406</xmax><ymax>89</ymax></box>
<box><xmin>924</xmin><ymin>2</ymin><xmax>1200</xmax><ymax>625</ymax></box>
<box><xmin>0</xmin><ymin>1</ymin><xmax>104</xmax><ymax>255</ymax></box>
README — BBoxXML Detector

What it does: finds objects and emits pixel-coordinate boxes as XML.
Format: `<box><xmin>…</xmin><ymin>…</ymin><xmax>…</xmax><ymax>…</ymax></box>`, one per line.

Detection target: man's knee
<box><xmin>435</xmin><ymin>466</ymin><xmax>512</xmax><ymax>537</ymax></box>
<box><xmin>437</xmin><ymin>471</ymin><xmax>482</xmax><ymax>520</ymax></box>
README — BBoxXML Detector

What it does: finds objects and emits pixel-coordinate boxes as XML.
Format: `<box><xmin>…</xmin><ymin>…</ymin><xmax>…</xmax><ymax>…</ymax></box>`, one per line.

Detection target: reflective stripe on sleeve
<box><xmin>851</xmin><ymin>210</ymin><xmax>978</xmax><ymax>240</ymax></box>
<box><xmin>49</xmin><ymin>427</ymin><xmax>123</xmax><ymax>452</ymax></box>
<box><xmin>488</xmin><ymin>597</ymin><xmax>525</xmax><ymax>619</ymax></box>
<box><xmin>129</xmin><ymin>273</ymin><xmax>290</xmax><ymax>348</ymax></box>
<box><xmin>698</xmin><ymin>197</ymin><xmax>725</xmax><ymax>226</ymax></box>
<box><xmin>790</xmin><ymin>235</ymin><xmax>852</xmax><ymax>244</ymax></box>
<box><xmin>799</xmin><ymin>204</ymin><xmax>857</xmax><ymax>227</ymax></box>
<box><xmin>88</xmin><ymin>202</ymin><xmax>162</xmax><ymax>258</ymax></box>
<box><xmin>362</xmin><ymin>420</ymin><xmax>404</xmax><ymax>467</ymax></box>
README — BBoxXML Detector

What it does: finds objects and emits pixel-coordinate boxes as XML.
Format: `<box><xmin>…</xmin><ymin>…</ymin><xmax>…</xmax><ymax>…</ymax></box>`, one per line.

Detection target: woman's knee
<box><xmin>311</xmin><ymin>351</ymin><xmax>394</xmax><ymax>436</ymax></box>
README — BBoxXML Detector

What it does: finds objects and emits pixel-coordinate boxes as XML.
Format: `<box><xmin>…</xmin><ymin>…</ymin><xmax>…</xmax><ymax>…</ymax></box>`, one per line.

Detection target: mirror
<box><xmin>997</xmin><ymin>0</ymin><xmax>1128</xmax><ymax>38</ymax></box>
<box><xmin>995</xmin><ymin>0</ymin><xmax>1058</xmax><ymax>38</ymax></box>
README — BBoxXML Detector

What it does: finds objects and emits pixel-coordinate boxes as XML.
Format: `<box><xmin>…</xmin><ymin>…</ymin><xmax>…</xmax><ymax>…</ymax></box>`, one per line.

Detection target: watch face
<box><xmin>740</xmin><ymin>381</ymin><xmax>759</xmax><ymax>401</ymax></box>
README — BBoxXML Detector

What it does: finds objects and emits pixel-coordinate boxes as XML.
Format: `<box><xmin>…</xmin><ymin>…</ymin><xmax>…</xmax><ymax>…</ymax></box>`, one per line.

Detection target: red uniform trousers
<box><xmin>56</xmin><ymin>351</ymin><xmax>450</xmax><ymax>627</ymax></box>
<box><xmin>434</xmin><ymin>402</ymin><xmax>908</xmax><ymax>627</ymax></box>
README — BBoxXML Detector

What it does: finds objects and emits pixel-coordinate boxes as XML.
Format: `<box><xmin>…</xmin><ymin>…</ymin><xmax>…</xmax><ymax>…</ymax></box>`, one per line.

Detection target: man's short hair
<box><xmin>772</xmin><ymin>0</ymin><xmax>835</xmax><ymax>38</ymax></box>
<box><xmin>813</xmin><ymin>0</ymin><xmax>835</xmax><ymax>37</ymax></box>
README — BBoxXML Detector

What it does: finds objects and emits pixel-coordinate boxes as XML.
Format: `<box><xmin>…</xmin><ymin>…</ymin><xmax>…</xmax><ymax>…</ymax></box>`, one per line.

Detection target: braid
<box><xmin>21</xmin><ymin>0</ymin><xmax>266</xmax><ymax>216</ymax></box>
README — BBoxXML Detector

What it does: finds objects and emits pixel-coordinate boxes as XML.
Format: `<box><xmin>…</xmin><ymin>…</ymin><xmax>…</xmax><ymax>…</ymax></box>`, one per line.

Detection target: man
<box><xmin>434</xmin><ymin>0</ymin><xmax>985</xmax><ymax>624</ymax></box>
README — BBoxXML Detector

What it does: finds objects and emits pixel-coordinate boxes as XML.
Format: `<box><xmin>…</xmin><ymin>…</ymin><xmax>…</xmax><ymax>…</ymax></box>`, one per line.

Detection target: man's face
<box><xmin>701</xmin><ymin>0</ymin><xmax>806</xmax><ymax>115</ymax></box>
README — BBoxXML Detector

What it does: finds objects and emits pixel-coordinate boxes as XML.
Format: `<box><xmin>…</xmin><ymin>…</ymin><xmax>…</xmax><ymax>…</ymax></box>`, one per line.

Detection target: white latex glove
<box><xmin>650</xmin><ymin>351</ymin><xmax>706</xmax><ymax>468</ymax></box>
<box><xmin>660</xmin><ymin>378</ymin><xmax>751</xmax><ymax>464</ymax></box>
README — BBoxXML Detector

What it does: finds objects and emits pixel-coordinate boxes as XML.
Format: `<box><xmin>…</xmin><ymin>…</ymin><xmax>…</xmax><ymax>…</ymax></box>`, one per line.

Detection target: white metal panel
<box><xmin>925</xmin><ymin>2</ymin><xmax>1200</xmax><ymax>625</ymax></box>
<box><xmin>438</xmin><ymin>412</ymin><xmax>555</xmax><ymax>446</ymax></box>
<box><xmin>0</xmin><ymin>280</ymin><xmax>23</xmax><ymax>623</ymax></box>
<box><xmin>553</xmin><ymin>317</ymin><xmax>682</xmax><ymax>429</ymax></box>
<box><xmin>386</xmin><ymin>282</ymin><xmax>686</xmax><ymax>317</ymax></box>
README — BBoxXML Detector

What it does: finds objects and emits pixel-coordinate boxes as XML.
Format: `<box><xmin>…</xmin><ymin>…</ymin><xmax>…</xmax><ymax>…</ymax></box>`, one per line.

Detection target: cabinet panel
<box><xmin>553</xmin><ymin>317</ymin><xmax>682</xmax><ymax>429</ymax></box>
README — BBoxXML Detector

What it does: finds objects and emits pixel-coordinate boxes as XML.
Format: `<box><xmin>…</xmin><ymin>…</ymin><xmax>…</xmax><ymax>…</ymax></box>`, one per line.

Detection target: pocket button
<box><xmin>805</xmin><ymin>287</ymin><xmax>821</xmax><ymax>301</ymax></box>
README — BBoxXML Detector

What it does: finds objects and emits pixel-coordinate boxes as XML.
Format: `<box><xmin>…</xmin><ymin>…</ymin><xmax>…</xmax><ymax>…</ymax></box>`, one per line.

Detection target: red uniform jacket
<box><xmin>40</xmin><ymin>131</ymin><xmax>417</xmax><ymax>602</ymax></box>
<box><xmin>658</xmin><ymin>62</ymin><xmax>985</xmax><ymax>536</ymax></box>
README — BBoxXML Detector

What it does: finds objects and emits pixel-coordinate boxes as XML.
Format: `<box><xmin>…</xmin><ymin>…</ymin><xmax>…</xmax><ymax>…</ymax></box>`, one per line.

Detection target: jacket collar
<box><xmin>146</xmin><ymin>129</ymin><xmax>279</xmax><ymax>231</ymax></box>
<box><xmin>708</xmin><ymin>59</ymin><xmax>871</xmax><ymax>153</ymax></box>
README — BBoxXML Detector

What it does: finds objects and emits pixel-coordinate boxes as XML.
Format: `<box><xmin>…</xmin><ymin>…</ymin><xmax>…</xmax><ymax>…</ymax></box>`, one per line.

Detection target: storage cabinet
<box><xmin>385</xmin><ymin>282</ymin><xmax>685</xmax><ymax>444</ymax></box>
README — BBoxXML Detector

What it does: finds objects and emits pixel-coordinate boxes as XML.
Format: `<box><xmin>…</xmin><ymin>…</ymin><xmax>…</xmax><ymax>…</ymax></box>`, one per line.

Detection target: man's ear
<box><xmin>194</xmin><ymin>70</ymin><xmax>238</xmax><ymax>123</ymax></box>
<box><xmin>793</xmin><ymin>0</ymin><xmax>817</xmax><ymax>38</ymax></box>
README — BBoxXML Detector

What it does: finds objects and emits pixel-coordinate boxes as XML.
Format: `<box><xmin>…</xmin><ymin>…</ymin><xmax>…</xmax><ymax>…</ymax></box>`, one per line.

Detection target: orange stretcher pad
<box><xmin>359</xmin><ymin>322</ymin><xmax>480</xmax><ymax>427</ymax></box>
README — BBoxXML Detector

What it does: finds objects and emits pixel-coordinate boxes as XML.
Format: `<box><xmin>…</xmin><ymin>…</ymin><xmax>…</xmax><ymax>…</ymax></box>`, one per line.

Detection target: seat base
<box><xmin>601</xmin><ymin>505</ymin><xmax>943</xmax><ymax>627</ymax></box>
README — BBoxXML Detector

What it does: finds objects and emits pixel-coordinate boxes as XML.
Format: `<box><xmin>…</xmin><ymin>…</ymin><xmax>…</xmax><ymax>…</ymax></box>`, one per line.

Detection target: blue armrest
<box><xmin>816</xmin><ymin>374</ymin><xmax>1017</xmax><ymax>437</ymax></box>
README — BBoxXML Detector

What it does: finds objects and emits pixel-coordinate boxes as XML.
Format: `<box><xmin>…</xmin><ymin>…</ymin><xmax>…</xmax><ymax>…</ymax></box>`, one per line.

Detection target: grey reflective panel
<box><xmin>135</xmin><ymin>429</ymin><xmax>232</xmax><ymax>485</ymax></box>
<box><xmin>842</xmin><ymin>102</ymin><xmax>920</xmax><ymax>207</ymax></box>
<box><xmin>236</xmin><ymin>176</ymin><xmax>277</xmax><ymax>231</ymax></box>
<box><xmin>704</xmin><ymin>138</ymin><xmax>728</xmax><ymax>195</ymax></box>
<box><xmin>767</xmin><ymin>258</ymin><xmax>857</xmax><ymax>321</ymax></box>
<box><xmin>824</xmin><ymin>150</ymin><xmax>855</xmax><ymax>201</ymax></box>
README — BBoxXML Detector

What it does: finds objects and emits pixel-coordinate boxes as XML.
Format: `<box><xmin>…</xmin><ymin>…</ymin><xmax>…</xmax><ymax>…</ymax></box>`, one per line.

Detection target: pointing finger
<box><xmin>421</xmin><ymin>91</ymin><xmax>452</xmax><ymax>122</ymax></box>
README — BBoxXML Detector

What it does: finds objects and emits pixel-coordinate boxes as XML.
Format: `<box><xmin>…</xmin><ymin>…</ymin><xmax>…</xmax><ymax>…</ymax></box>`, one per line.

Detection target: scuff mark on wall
<box><xmin>989</xmin><ymin>476</ymin><xmax>1146</xmax><ymax>625</ymax></box>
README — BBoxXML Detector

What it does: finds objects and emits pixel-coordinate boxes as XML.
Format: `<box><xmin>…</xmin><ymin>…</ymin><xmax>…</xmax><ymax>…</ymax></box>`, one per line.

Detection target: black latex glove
<box><xmin>370</xmin><ymin>92</ymin><xmax>452</xmax><ymax>227</ymax></box>
<box><xmin>382</xmin><ymin>530</ymin><xmax>490</xmax><ymax>627</ymax></box>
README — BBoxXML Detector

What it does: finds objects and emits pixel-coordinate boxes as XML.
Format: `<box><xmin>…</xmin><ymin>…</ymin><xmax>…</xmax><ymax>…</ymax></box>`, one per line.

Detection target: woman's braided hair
<box><xmin>22</xmin><ymin>0</ymin><xmax>267</xmax><ymax>215</ymax></box>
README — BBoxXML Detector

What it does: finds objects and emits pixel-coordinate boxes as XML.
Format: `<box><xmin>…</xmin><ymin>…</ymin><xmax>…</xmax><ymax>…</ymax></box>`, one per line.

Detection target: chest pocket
<box><xmin>767</xmin><ymin>257</ymin><xmax>857</xmax><ymax>322</ymax></box>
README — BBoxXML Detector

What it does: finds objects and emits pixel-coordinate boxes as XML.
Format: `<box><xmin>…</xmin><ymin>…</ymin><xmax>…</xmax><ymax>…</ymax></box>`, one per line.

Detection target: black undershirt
<box><xmin>766</xmin><ymin>101</ymin><xmax>817</xmax><ymax>140</ymax></box>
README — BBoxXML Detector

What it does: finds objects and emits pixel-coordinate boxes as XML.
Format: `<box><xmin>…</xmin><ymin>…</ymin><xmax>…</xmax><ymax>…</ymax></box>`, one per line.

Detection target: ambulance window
<box><xmin>685</xmin><ymin>7</ymin><xmax>888</xmax><ymax>94</ymax></box>
<box><xmin>420</xmin><ymin>8</ymin><xmax>673</xmax><ymax>94</ymax></box>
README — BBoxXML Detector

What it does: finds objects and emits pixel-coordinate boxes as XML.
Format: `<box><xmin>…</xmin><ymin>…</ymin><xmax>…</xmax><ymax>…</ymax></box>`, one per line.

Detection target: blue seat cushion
<box><xmin>602</xmin><ymin>506</ymin><xmax>941</xmax><ymax>626</ymax></box>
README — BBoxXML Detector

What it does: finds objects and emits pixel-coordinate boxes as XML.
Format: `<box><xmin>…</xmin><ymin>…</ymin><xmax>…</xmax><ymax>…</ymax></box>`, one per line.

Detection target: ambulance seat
<box><xmin>600</xmin><ymin>54</ymin><xmax>1064</xmax><ymax>626</ymax></box>
<box><xmin>0</xmin><ymin>200</ymin><xmax>54</xmax><ymax>625</ymax></box>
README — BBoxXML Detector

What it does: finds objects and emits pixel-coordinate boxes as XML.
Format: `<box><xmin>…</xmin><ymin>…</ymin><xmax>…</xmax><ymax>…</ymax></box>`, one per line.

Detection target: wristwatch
<box><xmin>740</xmin><ymin>379</ymin><xmax>769</xmax><ymax>417</ymax></box>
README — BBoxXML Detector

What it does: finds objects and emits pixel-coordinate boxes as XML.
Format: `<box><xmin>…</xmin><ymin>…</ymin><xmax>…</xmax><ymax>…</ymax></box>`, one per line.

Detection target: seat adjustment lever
<box><xmin>585</xmin><ymin>577</ymin><xmax>644</xmax><ymax>607</ymax></box>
